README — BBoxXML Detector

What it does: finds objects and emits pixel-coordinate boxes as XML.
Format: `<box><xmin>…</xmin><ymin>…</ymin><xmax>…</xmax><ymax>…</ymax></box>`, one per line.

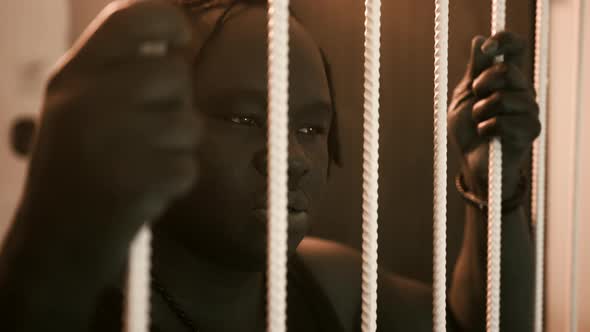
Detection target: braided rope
<box><xmin>432</xmin><ymin>0</ymin><xmax>449</xmax><ymax>330</ymax></box>
<box><xmin>125</xmin><ymin>227</ymin><xmax>152</xmax><ymax>332</ymax></box>
<box><xmin>361</xmin><ymin>1</ymin><xmax>381</xmax><ymax>331</ymax></box>
<box><xmin>531</xmin><ymin>0</ymin><xmax>549</xmax><ymax>331</ymax></box>
<box><xmin>570</xmin><ymin>0</ymin><xmax>587</xmax><ymax>328</ymax></box>
<box><xmin>488</xmin><ymin>2</ymin><xmax>506</xmax><ymax>332</ymax></box>
<box><xmin>266</xmin><ymin>0</ymin><xmax>290</xmax><ymax>331</ymax></box>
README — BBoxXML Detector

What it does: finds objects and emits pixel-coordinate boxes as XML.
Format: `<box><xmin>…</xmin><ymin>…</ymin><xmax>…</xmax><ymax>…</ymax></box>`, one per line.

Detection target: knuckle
<box><xmin>472</xmin><ymin>76</ymin><xmax>483</xmax><ymax>93</ymax></box>
<box><xmin>472</xmin><ymin>99</ymin><xmax>487</xmax><ymax>119</ymax></box>
<box><xmin>472</xmin><ymin>36</ymin><xmax>486</xmax><ymax>49</ymax></box>
<box><xmin>489</xmin><ymin>90</ymin><xmax>503</xmax><ymax>102</ymax></box>
<box><xmin>99</xmin><ymin>1</ymin><xmax>190</xmax><ymax>47</ymax></box>
<box><xmin>137</xmin><ymin>59</ymin><xmax>191</xmax><ymax>101</ymax></box>
<box><xmin>495</xmin><ymin>62</ymin><xmax>510</xmax><ymax>75</ymax></box>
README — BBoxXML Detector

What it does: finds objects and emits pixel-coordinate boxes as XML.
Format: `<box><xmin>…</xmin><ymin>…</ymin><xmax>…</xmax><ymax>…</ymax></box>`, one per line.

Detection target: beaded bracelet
<box><xmin>455</xmin><ymin>173</ymin><xmax>527</xmax><ymax>215</ymax></box>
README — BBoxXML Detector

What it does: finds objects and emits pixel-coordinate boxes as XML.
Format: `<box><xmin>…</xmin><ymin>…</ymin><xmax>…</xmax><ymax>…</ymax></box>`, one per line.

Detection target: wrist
<box><xmin>461</xmin><ymin>167</ymin><xmax>522</xmax><ymax>201</ymax></box>
<box><xmin>456</xmin><ymin>172</ymin><xmax>527</xmax><ymax>215</ymax></box>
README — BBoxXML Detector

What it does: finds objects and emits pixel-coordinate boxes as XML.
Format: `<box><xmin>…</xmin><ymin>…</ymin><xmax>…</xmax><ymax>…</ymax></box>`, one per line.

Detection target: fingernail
<box><xmin>481</xmin><ymin>40</ymin><xmax>498</xmax><ymax>54</ymax></box>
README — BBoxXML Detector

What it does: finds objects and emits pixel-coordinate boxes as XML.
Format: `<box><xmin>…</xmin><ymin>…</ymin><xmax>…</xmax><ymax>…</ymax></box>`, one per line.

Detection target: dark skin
<box><xmin>0</xmin><ymin>1</ymin><xmax>539</xmax><ymax>331</ymax></box>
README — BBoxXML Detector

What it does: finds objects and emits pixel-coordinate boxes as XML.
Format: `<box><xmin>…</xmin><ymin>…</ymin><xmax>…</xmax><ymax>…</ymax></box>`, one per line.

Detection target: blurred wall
<box><xmin>0</xmin><ymin>1</ymin><xmax>69</xmax><ymax>240</ymax></box>
<box><xmin>546</xmin><ymin>0</ymin><xmax>590</xmax><ymax>330</ymax></box>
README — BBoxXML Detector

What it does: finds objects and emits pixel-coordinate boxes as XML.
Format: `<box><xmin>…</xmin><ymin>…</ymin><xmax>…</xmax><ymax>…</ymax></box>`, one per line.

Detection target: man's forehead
<box><xmin>193</xmin><ymin>5</ymin><xmax>331</xmax><ymax>105</ymax></box>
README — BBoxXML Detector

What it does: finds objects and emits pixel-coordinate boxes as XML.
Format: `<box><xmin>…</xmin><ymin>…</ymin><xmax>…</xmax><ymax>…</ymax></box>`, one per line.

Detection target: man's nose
<box><xmin>287</xmin><ymin>134</ymin><xmax>310</xmax><ymax>188</ymax></box>
<box><xmin>253</xmin><ymin>132</ymin><xmax>310</xmax><ymax>188</ymax></box>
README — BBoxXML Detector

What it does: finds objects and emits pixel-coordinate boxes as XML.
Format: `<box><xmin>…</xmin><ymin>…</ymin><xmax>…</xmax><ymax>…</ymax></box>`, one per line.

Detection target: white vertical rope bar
<box><xmin>266</xmin><ymin>0</ymin><xmax>290</xmax><ymax>331</ymax></box>
<box><xmin>361</xmin><ymin>1</ymin><xmax>381</xmax><ymax>332</ymax></box>
<box><xmin>432</xmin><ymin>0</ymin><xmax>449</xmax><ymax>330</ymax></box>
<box><xmin>124</xmin><ymin>37</ymin><xmax>169</xmax><ymax>332</ymax></box>
<box><xmin>488</xmin><ymin>1</ymin><xmax>505</xmax><ymax>332</ymax></box>
<box><xmin>531</xmin><ymin>0</ymin><xmax>550</xmax><ymax>330</ymax></box>
<box><xmin>124</xmin><ymin>227</ymin><xmax>152</xmax><ymax>332</ymax></box>
<box><xmin>570</xmin><ymin>0</ymin><xmax>586</xmax><ymax>329</ymax></box>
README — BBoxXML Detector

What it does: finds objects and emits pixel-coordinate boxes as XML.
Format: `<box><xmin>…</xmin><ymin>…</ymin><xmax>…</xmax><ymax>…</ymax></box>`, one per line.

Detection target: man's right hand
<box><xmin>23</xmin><ymin>0</ymin><xmax>200</xmax><ymax>237</ymax></box>
<box><xmin>0</xmin><ymin>2</ymin><xmax>199</xmax><ymax>329</ymax></box>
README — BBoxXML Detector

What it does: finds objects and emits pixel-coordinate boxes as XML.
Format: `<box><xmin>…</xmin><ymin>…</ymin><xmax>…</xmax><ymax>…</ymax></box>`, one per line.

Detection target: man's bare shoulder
<box><xmin>297</xmin><ymin>237</ymin><xmax>433</xmax><ymax>331</ymax></box>
<box><xmin>296</xmin><ymin>237</ymin><xmax>362</xmax><ymax>331</ymax></box>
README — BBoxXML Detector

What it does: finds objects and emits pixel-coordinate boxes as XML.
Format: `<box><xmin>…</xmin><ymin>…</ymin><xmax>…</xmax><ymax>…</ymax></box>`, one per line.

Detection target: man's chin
<box><xmin>200</xmin><ymin>233</ymin><xmax>306</xmax><ymax>273</ymax></box>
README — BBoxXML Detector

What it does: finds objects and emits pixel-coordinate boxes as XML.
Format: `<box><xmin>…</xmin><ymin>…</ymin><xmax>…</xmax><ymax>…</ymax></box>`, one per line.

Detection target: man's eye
<box><xmin>229</xmin><ymin>116</ymin><xmax>259</xmax><ymax>127</ymax></box>
<box><xmin>297</xmin><ymin>127</ymin><xmax>324</xmax><ymax>136</ymax></box>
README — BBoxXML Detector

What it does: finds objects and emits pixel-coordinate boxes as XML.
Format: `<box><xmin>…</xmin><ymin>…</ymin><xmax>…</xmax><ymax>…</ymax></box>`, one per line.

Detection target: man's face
<box><xmin>159</xmin><ymin>6</ymin><xmax>333</xmax><ymax>270</ymax></box>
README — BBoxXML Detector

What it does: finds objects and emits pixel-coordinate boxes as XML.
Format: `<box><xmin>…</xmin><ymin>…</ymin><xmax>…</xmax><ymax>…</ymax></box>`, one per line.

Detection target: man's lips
<box><xmin>252</xmin><ymin>208</ymin><xmax>308</xmax><ymax>217</ymax></box>
<box><xmin>251</xmin><ymin>207</ymin><xmax>309</xmax><ymax>231</ymax></box>
<box><xmin>254</xmin><ymin>192</ymin><xmax>309</xmax><ymax>213</ymax></box>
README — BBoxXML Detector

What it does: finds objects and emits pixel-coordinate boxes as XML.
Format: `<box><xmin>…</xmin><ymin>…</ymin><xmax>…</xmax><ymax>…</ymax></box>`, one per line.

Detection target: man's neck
<box><xmin>151</xmin><ymin>230</ymin><xmax>265</xmax><ymax>331</ymax></box>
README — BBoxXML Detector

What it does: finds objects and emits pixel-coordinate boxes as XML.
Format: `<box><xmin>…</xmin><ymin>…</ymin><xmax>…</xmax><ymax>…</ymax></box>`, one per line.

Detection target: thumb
<box><xmin>466</xmin><ymin>36</ymin><xmax>493</xmax><ymax>80</ymax></box>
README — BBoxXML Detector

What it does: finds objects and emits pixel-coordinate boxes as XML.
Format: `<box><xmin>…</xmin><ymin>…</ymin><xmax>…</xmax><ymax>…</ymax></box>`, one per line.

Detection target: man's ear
<box><xmin>10</xmin><ymin>116</ymin><xmax>36</xmax><ymax>158</ymax></box>
<box><xmin>320</xmin><ymin>48</ymin><xmax>342</xmax><ymax>177</ymax></box>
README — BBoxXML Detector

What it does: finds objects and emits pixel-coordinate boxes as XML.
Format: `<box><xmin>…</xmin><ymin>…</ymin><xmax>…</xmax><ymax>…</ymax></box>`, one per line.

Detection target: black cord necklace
<box><xmin>150</xmin><ymin>272</ymin><xmax>268</xmax><ymax>332</ymax></box>
<box><xmin>151</xmin><ymin>274</ymin><xmax>200</xmax><ymax>332</ymax></box>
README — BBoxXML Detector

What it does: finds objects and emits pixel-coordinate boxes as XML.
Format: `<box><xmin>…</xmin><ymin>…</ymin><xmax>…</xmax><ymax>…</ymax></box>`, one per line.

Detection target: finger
<box><xmin>131</xmin><ymin>56</ymin><xmax>193</xmax><ymax>109</ymax></box>
<box><xmin>448</xmin><ymin>99</ymin><xmax>480</xmax><ymax>153</ymax></box>
<box><xmin>77</xmin><ymin>55</ymin><xmax>197</xmax><ymax>148</ymax></box>
<box><xmin>134</xmin><ymin>112</ymin><xmax>200</xmax><ymax>198</ymax></box>
<box><xmin>108</xmin><ymin>58</ymin><xmax>197</xmax><ymax>149</ymax></box>
<box><xmin>114</xmin><ymin>138</ymin><xmax>199</xmax><ymax>200</ymax></box>
<box><xmin>85</xmin><ymin>54</ymin><xmax>192</xmax><ymax>109</ymax></box>
<box><xmin>72</xmin><ymin>0</ymin><xmax>192</xmax><ymax>64</ymax></box>
<box><xmin>105</xmin><ymin>104</ymin><xmax>200</xmax><ymax>198</ymax></box>
<box><xmin>472</xmin><ymin>91</ymin><xmax>538</xmax><ymax>123</ymax></box>
<box><xmin>477</xmin><ymin>113</ymin><xmax>541</xmax><ymax>148</ymax></box>
<box><xmin>481</xmin><ymin>31</ymin><xmax>527</xmax><ymax>66</ymax></box>
<box><xmin>466</xmin><ymin>36</ymin><xmax>494</xmax><ymax>79</ymax></box>
<box><xmin>145</xmin><ymin>109</ymin><xmax>202</xmax><ymax>153</ymax></box>
<box><xmin>87</xmin><ymin>100</ymin><xmax>200</xmax><ymax>157</ymax></box>
<box><xmin>472</xmin><ymin>63</ymin><xmax>531</xmax><ymax>98</ymax></box>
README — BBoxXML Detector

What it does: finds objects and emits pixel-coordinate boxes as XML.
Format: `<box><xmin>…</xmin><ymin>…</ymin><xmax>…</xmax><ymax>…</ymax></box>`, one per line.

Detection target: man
<box><xmin>0</xmin><ymin>0</ymin><xmax>540</xmax><ymax>331</ymax></box>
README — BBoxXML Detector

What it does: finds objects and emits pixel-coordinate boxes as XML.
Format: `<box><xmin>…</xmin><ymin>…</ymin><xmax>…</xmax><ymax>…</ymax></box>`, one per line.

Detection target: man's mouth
<box><xmin>254</xmin><ymin>192</ymin><xmax>309</xmax><ymax>215</ymax></box>
<box><xmin>253</xmin><ymin>207</ymin><xmax>307</xmax><ymax>216</ymax></box>
<box><xmin>287</xmin><ymin>206</ymin><xmax>305</xmax><ymax>214</ymax></box>
<box><xmin>252</xmin><ymin>207</ymin><xmax>309</xmax><ymax>226</ymax></box>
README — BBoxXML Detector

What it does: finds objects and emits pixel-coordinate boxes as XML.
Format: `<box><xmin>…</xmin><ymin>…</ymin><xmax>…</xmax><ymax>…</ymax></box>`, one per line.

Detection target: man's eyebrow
<box><xmin>296</xmin><ymin>100</ymin><xmax>333</xmax><ymax>116</ymax></box>
<box><xmin>203</xmin><ymin>89</ymin><xmax>333</xmax><ymax>115</ymax></box>
<box><xmin>203</xmin><ymin>89</ymin><xmax>268</xmax><ymax>109</ymax></box>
